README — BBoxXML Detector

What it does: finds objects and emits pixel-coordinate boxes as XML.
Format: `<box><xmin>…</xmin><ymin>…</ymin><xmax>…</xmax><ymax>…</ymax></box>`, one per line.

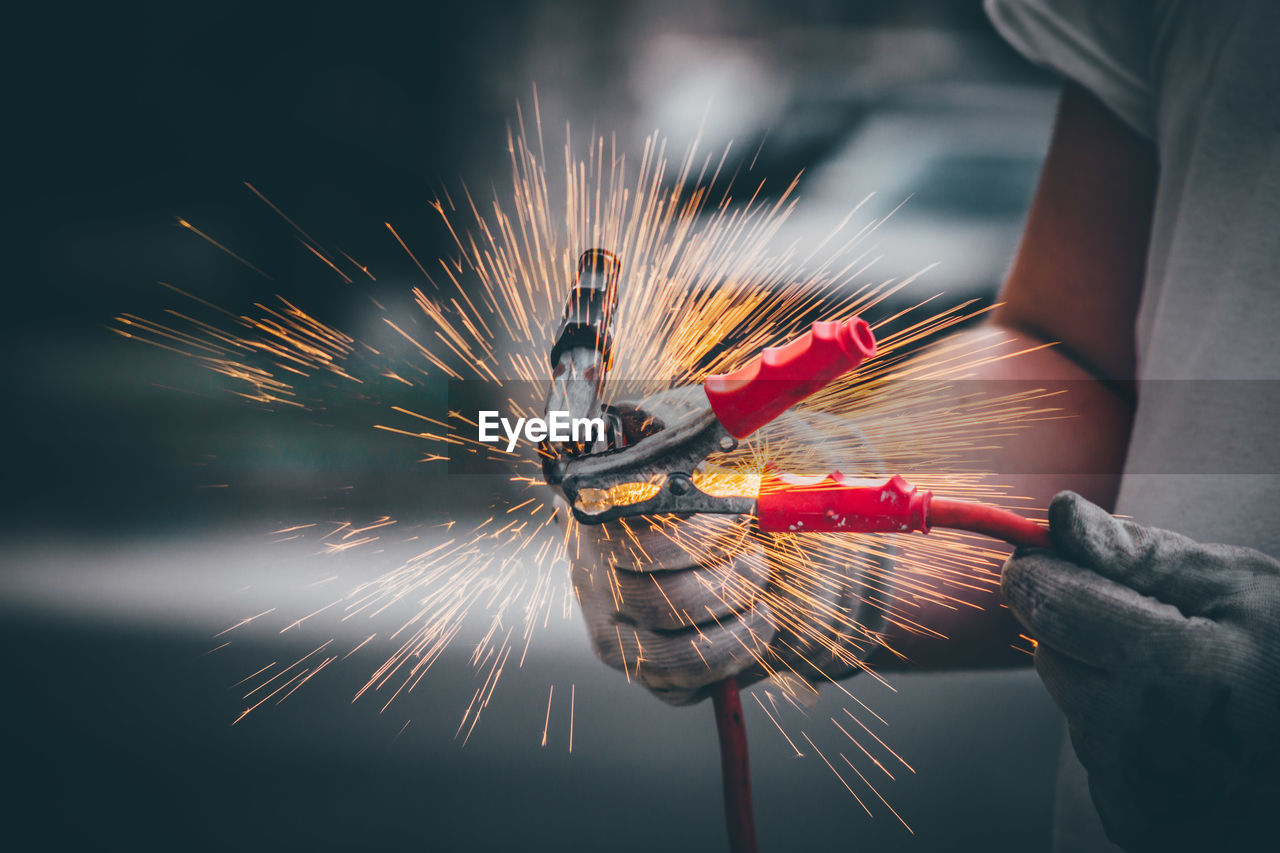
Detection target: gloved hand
<box><xmin>568</xmin><ymin>386</ymin><xmax>887</xmax><ymax>705</ymax></box>
<box><xmin>1001</xmin><ymin>492</ymin><xmax>1280</xmax><ymax>851</ymax></box>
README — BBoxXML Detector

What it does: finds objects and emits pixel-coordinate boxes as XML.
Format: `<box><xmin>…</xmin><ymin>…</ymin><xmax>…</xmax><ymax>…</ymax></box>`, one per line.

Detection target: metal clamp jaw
<box><xmin>555</xmin><ymin>406</ymin><xmax>755</xmax><ymax>523</ymax></box>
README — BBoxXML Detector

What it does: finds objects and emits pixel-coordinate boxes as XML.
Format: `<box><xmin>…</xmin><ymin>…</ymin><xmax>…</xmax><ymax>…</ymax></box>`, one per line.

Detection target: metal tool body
<box><xmin>560</xmin><ymin>407</ymin><xmax>755</xmax><ymax>521</ymax></box>
<box><xmin>542</xmin><ymin>250</ymin><xmax>623</xmax><ymax>482</ymax></box>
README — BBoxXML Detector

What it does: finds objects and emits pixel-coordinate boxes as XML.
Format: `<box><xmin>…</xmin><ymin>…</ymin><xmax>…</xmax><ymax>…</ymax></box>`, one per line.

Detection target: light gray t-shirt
<box><xmin>986</xmin><ymin>0</ymin><xmax>1280</xmax><ymax>849</ymax></box>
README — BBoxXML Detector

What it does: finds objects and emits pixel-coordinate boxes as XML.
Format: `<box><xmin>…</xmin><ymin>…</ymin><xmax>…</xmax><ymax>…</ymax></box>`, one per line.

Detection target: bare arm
<box><xmin>872</xmin><ymin>82</ymin><xmax>1157</xmax><ymax>669</ymax></box>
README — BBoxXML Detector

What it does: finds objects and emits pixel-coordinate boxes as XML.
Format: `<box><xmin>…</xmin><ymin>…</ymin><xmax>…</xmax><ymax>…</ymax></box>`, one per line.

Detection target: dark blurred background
<box><xmin>4</xmin><ymin>2</ymin><xmax>1067</xmax><ymax>850</ymax></box>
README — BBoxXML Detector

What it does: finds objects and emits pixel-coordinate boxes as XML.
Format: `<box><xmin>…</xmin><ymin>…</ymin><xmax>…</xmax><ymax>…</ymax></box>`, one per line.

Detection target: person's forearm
<box><xmin>868</xmin><ymin>322</ymin><xmax>1133</xmax><ymax>670</ymax></box>
<box><xmin>865</xmin><ymin>82</ymin><xmax>1153</xmax><ymax>672</ymax></box>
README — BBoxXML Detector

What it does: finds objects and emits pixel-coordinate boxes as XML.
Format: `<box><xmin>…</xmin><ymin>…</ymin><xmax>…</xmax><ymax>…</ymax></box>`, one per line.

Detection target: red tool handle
<box><xmin>703</xmin><ymin>318</ymin><xmax>877</xmax><ymax>439</ymax></box>
<box><xmin>757</xmin><ymin>473</ymin><xmax>1052</xmax><ymax>549</ymax></box>
<box><xmin>757</xmin><ymin>473</ymin><xmax>929</xmax><ymax>533</ymax></box>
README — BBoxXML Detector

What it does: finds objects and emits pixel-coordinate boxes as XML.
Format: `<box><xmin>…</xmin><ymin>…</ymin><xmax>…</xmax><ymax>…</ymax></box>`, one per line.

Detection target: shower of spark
<box><xmin>112</xmin><ymin>95</ymin><xmax>1062</xmax><ymax>828</ymax></box>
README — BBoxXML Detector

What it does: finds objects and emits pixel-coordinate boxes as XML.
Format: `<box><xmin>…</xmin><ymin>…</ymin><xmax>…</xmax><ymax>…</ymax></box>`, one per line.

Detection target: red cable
<box><xmin>711</xmin><ymin>677</ymin><xmax>759</xmax><ymax>853</ymax></box>
<box><xmin>710</xmin><ymin>492</ymin><xmax>1050</xmax><ymax>853</ymax></box>
<box><xmin>928</xmin><ymin>497</ymin><xmax>1052</xmax><ymax>550</ymax></box>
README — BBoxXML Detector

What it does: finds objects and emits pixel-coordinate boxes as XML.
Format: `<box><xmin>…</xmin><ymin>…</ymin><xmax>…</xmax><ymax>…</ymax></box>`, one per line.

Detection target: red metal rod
<box><xmin>711</xmin><ymin>677</ymin><xmax>759</xmax><ymax>853</ymax></box>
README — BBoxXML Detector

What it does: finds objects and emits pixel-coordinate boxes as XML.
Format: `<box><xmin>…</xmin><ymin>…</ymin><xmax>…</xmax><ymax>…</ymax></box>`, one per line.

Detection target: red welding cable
<box><xmin>711</xmin><ymin>677</ymin><xmax>759</xmax><ymax>853</ymax></box>
<box><xmin>708</xmin><ymin>492</ymin><xmax>1047</xmax><ymax>853</ymax></box>
<box><xmin>928</xmin><ymin>497</ymin><xmax>1052</xmax><ymax>550</ymax></box>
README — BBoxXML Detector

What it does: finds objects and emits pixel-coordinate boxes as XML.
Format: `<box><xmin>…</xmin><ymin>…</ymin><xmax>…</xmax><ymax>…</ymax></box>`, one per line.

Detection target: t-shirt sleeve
<box><xmin>984</xmin><ymin>0</ymin><xmax>1157</xmax><ymax>139</ymax></box>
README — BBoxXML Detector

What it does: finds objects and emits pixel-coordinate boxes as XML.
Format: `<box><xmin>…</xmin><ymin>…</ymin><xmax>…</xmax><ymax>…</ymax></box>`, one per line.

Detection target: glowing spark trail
<box><xmin>116</xmin><ymin>97</ymin><xmax>1065</xmax><ymax>827</ymax></box>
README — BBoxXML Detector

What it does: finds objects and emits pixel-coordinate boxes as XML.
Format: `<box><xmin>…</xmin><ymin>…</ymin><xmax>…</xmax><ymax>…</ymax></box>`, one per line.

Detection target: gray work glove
<box><xmin>569</xmin><ymin>386</ymin><xmax>887</xmax><ymax>706</ymax></box>
<box><xmin>1001</xmin><ymin>492</ymin><xmax>1280</xmax><ymax>852</ymax></box>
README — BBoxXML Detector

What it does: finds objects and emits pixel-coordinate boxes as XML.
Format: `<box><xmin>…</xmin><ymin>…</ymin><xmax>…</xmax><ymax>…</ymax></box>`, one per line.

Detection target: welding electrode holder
<box><xmin>556</xmin><ymin>316</ymin><xmax>878</xmax><ymax>523</ymax></box>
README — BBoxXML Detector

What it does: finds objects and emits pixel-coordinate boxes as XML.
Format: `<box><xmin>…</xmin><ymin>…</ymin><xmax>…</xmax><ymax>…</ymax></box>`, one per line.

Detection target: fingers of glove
<box><xmin>762</xmin><ymin>549</ymin><xmax>869</xmax><ymax>665</ymax></box>
<box><xmin>749</xmin><ymin>411</ymin><xmax>885</xmax><ymax>683</ymax></box>
<box><xmin>640</xmin><ymin>606</ymin><xmax>775</xmax><ymax>690</ymax></box>
<box><xmin>574</xmin><ymin>513</ymin><xmax>752</xmax><ymax>574</ymax></box>
<box><xmin>617</xmin><ymin>554</ymin><xmax>769</xmax><ymax>631</ymax></box>
<box><xmin>1002</xmin><ymin>549</ymin><xmax>1226</xmax><ymax>673</ymax></box>
<box><xmin>574</xmin><ymin>564</ymin><xmax>777</xmax><ymax>697</ymax></box>
<box><xmin>646</xmin><ymin>684</ymin><xmax>707</xmax><ymax>707</ymax></box>
<box><xmin>1048</xmin><ymin>491</ymin><xmax>1227</xmax><ymax>612</ymax></box>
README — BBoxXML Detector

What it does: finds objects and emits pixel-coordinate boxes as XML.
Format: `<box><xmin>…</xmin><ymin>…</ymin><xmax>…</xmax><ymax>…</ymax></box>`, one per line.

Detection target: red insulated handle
<box><xmin>756</xmin><ymin>473</ymin><xmax>930</xmax><ymax>533</ymax></box>
<box><xmin>703</xmin><ymin>317</ymin><xmax>877</xmax><ymax>439</ymax></box>
<box><xmin>756</xmin><ymin>473</ymin><xmax>1053</xmax><ymax>549</ymax></box>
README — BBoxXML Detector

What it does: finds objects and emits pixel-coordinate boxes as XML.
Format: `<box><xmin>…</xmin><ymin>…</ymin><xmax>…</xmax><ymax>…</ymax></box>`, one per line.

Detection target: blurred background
<box><xmin>5</xmin><ymin>1</ymin><xmax>1067</xmax><ymax>850</ymax></box>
